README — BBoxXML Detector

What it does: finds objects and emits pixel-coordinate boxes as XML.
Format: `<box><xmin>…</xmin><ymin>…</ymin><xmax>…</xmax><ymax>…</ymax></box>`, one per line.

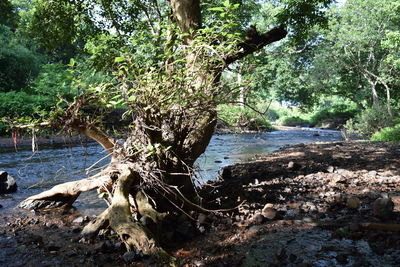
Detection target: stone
<box><xmin>262</xmin><ymin>207</ymin><xmax>277</xmax><ymax>220</ymax></box>
<box><xmin>247</xmin><ymin>225</ymin><xmax>262</xmax><ymax>235</ymax></box>
<box><xmin>327</xmin><ymin>166</ymin><xmax>335</xmax><ymax>173</ymax></box>
<box><xmin>346</xmin><ymin>197</ymin><xmax>361</xmax><ymax>210</ymax></box>
<box><xmin>122</xmin><ymin>251</ymin><xmax>140</xmax><ymax>263</ymax></box>
<box><xmin>263</xmin><ymin>203</ymin><xmax>274</xmax><ymax>209</ymax></box>
<box><xmin>391</xmin><ymin>195</ymin><xmax>400</xmax><ymax>211</ymax></box>
<box><xmin>287</xmin><ymin>161</ymin><xmax>301</xmax><ymax>170</ymax></box>
<box><xmin>373</xmin><ymin>198</ymin><xmax>394</xmax><ymax>219</ymax></box>
<box><xmin>197</xmin><ymin>213</ymin><xmax>207</xmax><ymax>224</ymax></box>
<box><xmin>249</xmin><ymin>213</ymin><xmax>264</xmax><ymax>224</ymax></box>
<box><xmin>0</xmin><ymin>171</ymin><xmax>17</xmax><ymax>194</ymax></box>
<box><xmin>73</xmin><ymin>217</ymin><xmax>84</xmax><ymax>225</ymax></box>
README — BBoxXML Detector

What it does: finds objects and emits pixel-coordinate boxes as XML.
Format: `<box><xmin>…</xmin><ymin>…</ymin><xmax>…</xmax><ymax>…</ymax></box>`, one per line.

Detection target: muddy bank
<box><xmin>1</xmin><ymin>140</ymin><xmax>400</xmax><ymax>266</ymax></box>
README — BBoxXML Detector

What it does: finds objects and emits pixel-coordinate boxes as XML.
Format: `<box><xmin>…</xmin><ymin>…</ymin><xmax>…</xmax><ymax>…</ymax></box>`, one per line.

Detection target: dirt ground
<box><xmin>1</xmin><ymin>140</ymin><xmax>400</xmax><ymax>266</ymax></box>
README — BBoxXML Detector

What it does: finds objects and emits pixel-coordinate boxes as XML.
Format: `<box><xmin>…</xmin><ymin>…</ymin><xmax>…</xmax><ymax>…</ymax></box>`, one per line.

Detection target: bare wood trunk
<box><xmin>83</xmin><ymin>166</ymin><xmax>171</xmax><ymax>261</ymax></box>
<box><xmin>19</xmin><ymin>172</ymin><xmax>112</xmax><ymax>210</ymax></box>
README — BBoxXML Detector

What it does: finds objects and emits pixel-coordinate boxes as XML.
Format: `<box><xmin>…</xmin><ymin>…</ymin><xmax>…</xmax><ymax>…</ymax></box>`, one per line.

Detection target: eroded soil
<box><xmin>1</xmin><ymin>141</ymin><xmax>400</xmax><ymax>266</ymax></box>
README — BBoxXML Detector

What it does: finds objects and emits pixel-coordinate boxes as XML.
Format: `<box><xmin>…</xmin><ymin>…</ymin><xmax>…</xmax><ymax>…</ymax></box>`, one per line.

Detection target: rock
<box><xmin>330</xmin><ymin>175</ymin><xmax>347</xmax><ymax>185</ymax></box>
<box><xmin>247</xmin><ymin>225</ymin><xmax>262</xmax><ymax>235</ymax></box>
<box><xmin>0</xmin><ymin>204</ymin><xmax>3</xmax><ymax>208</ymax></box>
<box><xmin>287</xmin><ymin>161</ymin><xmax>301</xmax><ymax>170</ymax></box>
<box><xmin>93</xmin><ymin>241</ymin><xmax>108</xmax><ymax>253</ymax></box>
<box><xmin>263</xmin><ymin>203</ymin><xmax>274</xmax><ymax>209</ymax></box>
<box><xmin>262</xmin><ymin>207</ymin><xmax>277</xmax><ymax>220</ymax></box>
<box><xmin>327</xmin><ymin>166</ymin><xmax>335</xmax><ymax>173</ymax></box>
<box><xmin>122</xmin><ymin>251</ymin><xmax>141</xmax><ymax>263</ymax></box>
<box><xmin>197</xmin><ymin>213</ymin><xmax>207</xmax><ymax>224</ymax></box>
<box><xmin>249</xmin><ymin>213</ymin><xmax>264</xmax><ymax>224</ymax></box>
<box><xmin>0</xmin><ymin>171</ymin><xmax>17</xmax><ymax>194</ymax></box>
<box><xmin>391</xmin><ymin>195</ymin><xmax>400</xmax><ymax>211</ymax></box>
<box><xmin>346</xmin><ymin>197</ymin><xmax>361</xmax><ymax>210</ymax></box>
<box><xmin>194</xmin><ymin>260</ymin><xmax>206</xmax><ymax>266</ymax></box>
<box><xmin>373</xmin><ymin>198</ymin><xmax>394</xmax><ymax>219</ymax></box>
<box><xmin>73</xmin><ymin>217</ymin><xmax>84</xmax><ymax>225</ymax></box>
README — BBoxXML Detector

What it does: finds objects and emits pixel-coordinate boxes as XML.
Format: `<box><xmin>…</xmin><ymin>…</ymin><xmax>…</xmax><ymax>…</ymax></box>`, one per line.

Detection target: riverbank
<box><xmin>0</xmin><ymin>133</ymin><xmax>92</xmax><ymax>150</ymax></box>
<box><xmin>1</xmin><ymin>140</ymin><xmax>399</xmax><ymax>266</ymax></box>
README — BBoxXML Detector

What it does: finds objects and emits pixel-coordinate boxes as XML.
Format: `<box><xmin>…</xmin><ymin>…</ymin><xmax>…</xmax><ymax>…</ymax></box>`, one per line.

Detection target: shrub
<box><xmin>345</xmin><ymin>106</ymin><xmax>395</xmax><ymax>136</ymax></box>
<box><xmin>279</xmin><ymin>116</ymin><xmax>311</xmax><ymax>127</ymax></box>
<box><xmin>371</xmin><ymin>124</ymin><xmax>400</xmax><ymax>142</ymax></box>
<box><xmin>310</xmin><ymin>104</ymin><xmax>358</xmax><ymax>127</ymax></box>
<box><xmin>217</xmin><ymin>104</ymin><xmax>274</xmax><ymax>131</ymax></box>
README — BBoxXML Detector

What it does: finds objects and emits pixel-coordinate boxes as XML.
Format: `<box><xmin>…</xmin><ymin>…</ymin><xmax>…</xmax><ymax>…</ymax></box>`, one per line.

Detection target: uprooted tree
<box><xmin>16</xmin><ymin>0</ymin><xmax>333</xmax><ymax>261</ymax></box>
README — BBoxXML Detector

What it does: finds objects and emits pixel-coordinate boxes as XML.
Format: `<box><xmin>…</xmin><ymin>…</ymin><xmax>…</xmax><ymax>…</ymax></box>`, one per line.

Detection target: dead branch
<box><xmin>19</xmin><ymin>172</ymin><xmax>112</xmax><ymax>210</ymax></box>
<box><xmin>225</xmin><ymin>26</ymin><xmax>288</xmax><ymax>65</ymax></box>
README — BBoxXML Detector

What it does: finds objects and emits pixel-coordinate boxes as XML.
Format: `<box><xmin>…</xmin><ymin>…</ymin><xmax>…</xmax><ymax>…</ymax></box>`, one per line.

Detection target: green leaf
<box><xmin>128</xmin><ymin>95</ymin><xmax>136</xmax><ymax>101</ymax></box>
<box><xmin>68</xmin><ymin>58</ymin><xmax>75</xmax><ymax>67</ymax></box>
<box><xmin>208</xmin><ymin>7</ymin><xmax>224</xmax><ymax>12</ymax></box>
<box><xmin>114</xmin><ymin>57</ymin><xmax>126</xmax><ymax>63</ymax></box>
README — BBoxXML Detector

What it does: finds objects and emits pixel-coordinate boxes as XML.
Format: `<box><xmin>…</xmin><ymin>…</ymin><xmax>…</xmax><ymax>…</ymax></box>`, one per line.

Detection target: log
<box><xmin>19</xmin><ymin>173</ymin><xmax>112</xmax><ymax>210</ymax></box>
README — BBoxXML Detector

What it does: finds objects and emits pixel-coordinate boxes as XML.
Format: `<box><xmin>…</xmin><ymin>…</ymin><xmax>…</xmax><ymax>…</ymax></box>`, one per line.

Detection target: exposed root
<box><xmin>81</xmin><ymin>208</ymin><xmax>110</xmax><ymax>237</ymax></box>
<box><xmin>135</xmin><ymin>190</ymin><xmax>166</xmax><ymax>223</ymax></box>
<box><xmin>19</xmin><ymin>172</ymin><xmax>112</xmax><ymax>210</ymax></box>
<box><xmin>83</xmin><ymin>166</ymin><xmax>171</xmax><ymax>262</ymax></box>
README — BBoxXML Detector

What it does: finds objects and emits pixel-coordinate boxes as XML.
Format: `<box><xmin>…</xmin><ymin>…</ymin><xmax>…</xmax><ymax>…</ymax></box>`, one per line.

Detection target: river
<box><xmin>0</xmin><ymin>128</ymin><xmax>342</xmax><ymax>213</ymax></box>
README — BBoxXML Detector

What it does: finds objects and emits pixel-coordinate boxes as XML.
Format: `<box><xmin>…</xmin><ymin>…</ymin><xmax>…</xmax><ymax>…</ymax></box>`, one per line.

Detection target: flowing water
<box><xmin>0</xmin><ymin>128</ymin><xmax>342</xmax><ymax>213</ymax></box>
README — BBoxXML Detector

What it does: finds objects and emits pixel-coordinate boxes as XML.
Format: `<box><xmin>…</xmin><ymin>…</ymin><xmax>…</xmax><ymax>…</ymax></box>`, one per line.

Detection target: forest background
<box><xmin>0</xmin><ymin>0</ymin><xmax>399</xmax><ymax>140</ymax></box>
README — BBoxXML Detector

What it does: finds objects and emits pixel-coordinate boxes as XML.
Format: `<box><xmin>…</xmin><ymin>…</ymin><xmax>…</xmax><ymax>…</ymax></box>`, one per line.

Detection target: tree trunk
<box><xmin>19</xmin><ymin>1</ymin><xmax>288</xmax><ymax>261</ymax></box>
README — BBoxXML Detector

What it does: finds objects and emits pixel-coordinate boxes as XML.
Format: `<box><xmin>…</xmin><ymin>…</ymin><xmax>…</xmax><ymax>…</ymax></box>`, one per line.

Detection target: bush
<box><xmin>217</xmin><ymin>104</ymin><xmax>274</xmax><ymax>131</ymax></box>
<box><xmin>371</xmin><ymin>124</ymin><xmax>400</xmax><ymax>142</ymax></box>
<box><xmin>345</xmin><ymin>106</ymin><xmax>396</xmax><ymax>136</ymax></box>
<box><xmin>311</xmin><ymin>106</ymin><xmax>356</xmax><ymax>124</ymax></box>
<box><xmin>279</xmin><ymin>116</ymin><xmax>311</xmax><ymax>127</ymax></box>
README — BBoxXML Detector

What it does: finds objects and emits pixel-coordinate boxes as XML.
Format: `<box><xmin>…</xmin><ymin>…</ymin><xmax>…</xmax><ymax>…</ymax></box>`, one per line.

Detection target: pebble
<box><xmin>346</xmin><ymin>197</ymin><xmax>361</xmax><ymax>210</ymax></box>
<box><xmin>373</xmin><ymin>198</ymin><xmax>394</xmax><ymax>219</ymax></box>
<box><xmin>287</xmin><ymin>161</ymin><xmax>301</xmax><ymax>170</ymax></box>
<box><xmin>327</xmin><ymin>166</ymin><xmax>335</xmax><ymax>173</ymax></box>
<box><xmin>247</xmin><ymin>225</ymin><xmax>262</xmax><ymax>235</ymax></box>
<box><xmin>73</xmin><ymin>217</ymin><xmax>84</xmax><ymax>225</ymax></box>
<box><xmin>122</xmin><ymin>251</ymin><xmax>139</xmax><ymax>263</ymax></box>
<box><xmin>249</xmin><ymin>213</ymin><xmax>264</xmax><ymax>224</ymax></box>
<box><xmin>264</xmin><ymin>203</ymin><xmax>274</xmax><ymax>209</ymax></box>
<box><xmin>197</xmin><ymin>213</ymin><xmax>207</xmax><ymax>224</ymax></box>
<box><xmin>262</xmin><ymin>208</ymin><xmax>277</xmax><ymax>220</ymax></box>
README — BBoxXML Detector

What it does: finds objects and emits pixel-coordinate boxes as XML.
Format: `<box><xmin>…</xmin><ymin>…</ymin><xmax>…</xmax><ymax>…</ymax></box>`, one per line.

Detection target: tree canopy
<box><xmin>5</xmin><ymin>0</ymin><xmax>400</xmax><ymax>262</ymax></box>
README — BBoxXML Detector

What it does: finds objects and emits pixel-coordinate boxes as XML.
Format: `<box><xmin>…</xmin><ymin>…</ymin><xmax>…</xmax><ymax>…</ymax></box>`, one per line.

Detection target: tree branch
<box><xmin>225</xmin><ymin>26</ymin><xmax>288</xmax><ymax>65</ymax></box>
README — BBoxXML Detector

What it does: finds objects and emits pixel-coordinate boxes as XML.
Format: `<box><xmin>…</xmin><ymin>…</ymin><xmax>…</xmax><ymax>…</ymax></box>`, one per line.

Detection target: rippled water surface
<box><xmin>0</xmin><ymin>128</ymin><xmax>342</xmax><ymax>212</ymax></box>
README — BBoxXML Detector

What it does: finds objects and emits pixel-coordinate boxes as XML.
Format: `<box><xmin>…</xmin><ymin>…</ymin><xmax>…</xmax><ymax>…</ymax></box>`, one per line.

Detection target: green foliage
<box><xmin>310</xmin><ymin>103</ymin><xmax>358</xmax><ymax>127</ymax></box>
<box><xmin>371</xmin><ymin>123</ymin><xmax>400</xmax><ymax>142</ymax></box>
<box><xmin>0</xmin><ymin>91</ymin><xmax>50</xmax><ymax>120</ymax></box>
<box><xmin>217</xmin><ymin>104</ymin><xmax>274</xmax><ymax>131</ymax></box>
<box><xmin>345</xmin><ymin>106</ymin><xmax>396</xmax><ymax>136</ymax></box>
<box><xmin>0</xmin><ymin>25</ymin><xmax>43</xmax><ymax>92</ymax></box>
<box><xmin>275</xmin><ymin>0</ymin><xmax>333</xmax><ymax>44</ymax></box>
<box><xmin>279</xmin><ymin>115</ymin><xmax>311</xmax><ymax>127</ymax></box>
<box><xmin>0</xmin><ymin>0</ymin><xmax>18</xmax><ymax>29</ymax></box>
